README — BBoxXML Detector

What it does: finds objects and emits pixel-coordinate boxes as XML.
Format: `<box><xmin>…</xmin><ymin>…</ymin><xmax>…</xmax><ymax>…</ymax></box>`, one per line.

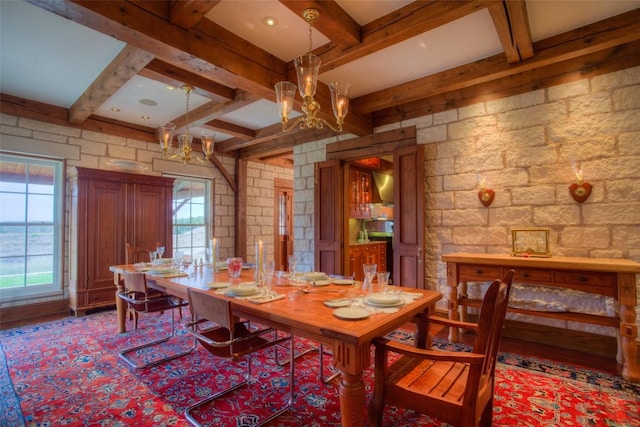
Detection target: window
<box><xmin>172</xmin><ymin>177</ymin><xmax>211</xmax><ymax>263</ymax></box>
<box><xmin>0</xmin><ymin>154</ymin><xmax>64</xmax><ymax>301</ymax></box>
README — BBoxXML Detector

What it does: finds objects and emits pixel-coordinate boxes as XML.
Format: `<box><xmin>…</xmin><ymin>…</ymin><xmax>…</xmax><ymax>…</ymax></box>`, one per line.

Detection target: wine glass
<box><xmin>156</xmin><ymin>246</ymin><xmax>165</xmax><ymax>259</ymax></box>
<box><xmin>377</xmin><ymin>271</ymin><xmax>390</xmax><ymax>293</ymax></box>
<box><xmin>262</xmin><ymin>260</ymin><xmax>275</xmax><ymax>291</ymax></box>
<box><xmin>362</xmin><ymin>263</ymin><xmax>377</xmax><ymax>293</ymax></box>
<box><xmin>287</xmin><ymin>255</ymin><xmax>298</xmax><ymax>279</ymax></box>
<box><xmin>148</xmin><ymin>250</ymin><xmax>157</xmax><ymax>263</ymax></box>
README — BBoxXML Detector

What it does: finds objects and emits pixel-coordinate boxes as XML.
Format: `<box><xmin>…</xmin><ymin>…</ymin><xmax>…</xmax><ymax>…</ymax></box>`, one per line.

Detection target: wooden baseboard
<box><xmin>0</xmin><ymin>299</ymin><xmax>70</xmax><ymax>330</ymax></box>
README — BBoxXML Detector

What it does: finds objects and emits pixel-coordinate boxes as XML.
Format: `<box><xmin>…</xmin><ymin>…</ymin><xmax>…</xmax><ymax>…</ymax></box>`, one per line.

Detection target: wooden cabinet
<box><xmin>348</xmin><ymin>242</ymin><xmax>387</xmax><ymax>281</ymax></box>
<box><xmin>68</xmin><ymin>167</ymin><xmax>174</xmax><ymax>315</ymax></box>
<box><xmin>349</xmin><ymin>167</ymin><xmax>372</xmax><ymax>219</ymax></box>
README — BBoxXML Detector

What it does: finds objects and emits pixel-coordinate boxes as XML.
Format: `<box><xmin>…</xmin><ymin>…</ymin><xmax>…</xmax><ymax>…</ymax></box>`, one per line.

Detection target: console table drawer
<box><xmin>553</xmin><ymin>271</ymin><xmax>617</xmax><ymax>297</ymax></box>
<box><xmin>515</xmin><ymin>268</ymin><xmax>552</xmax><ymax>283</ymax></box>
<box><xmin>458</xmin><ymin>265</ymin><xmax>503</xmax><ymax>281</ymax></box>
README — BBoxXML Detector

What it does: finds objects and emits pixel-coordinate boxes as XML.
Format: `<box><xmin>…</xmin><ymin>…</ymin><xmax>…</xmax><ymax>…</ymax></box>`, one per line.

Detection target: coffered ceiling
<box><xmin>1</xmin><ymin>1</ymin><xmax>639</xmax><ymax>168</ymax></box>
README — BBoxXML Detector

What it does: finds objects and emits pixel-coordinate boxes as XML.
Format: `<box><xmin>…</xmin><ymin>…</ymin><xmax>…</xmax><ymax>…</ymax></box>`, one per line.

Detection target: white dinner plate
<box><xmin>304</xmin><ymin>272</ymin><xmax>327</xmax><ymax>280</ymax></box>
<box><xmin>332</xmin><ymin>279</ymin><xmax>355</xmax><ymax>285</ymax></box>
<box><xmin>324</xmin><ymin>298</ymin><xmax>351</xmax><ymax>308</ymax></box>
<box><xmin>366</xmin><ymin>293</ymin><xmax>401</xmax><ymax>306</ymax></box>
<box><xmin>333</xmin><ymin>307</ymin><xmax>370</xmax><ymax>320</ymax></box>
<box><xmin>208</xmin><ymin>282</ymin><xmax>230</xmax><ymax>289</ymax></box>
<box><xmin>148</xmin><ymin>267</ymin><xmax>172</xmax><ymax>275</ymax></box>
<box><xmin>312</xmin><ymin>280</ymin><xmax>331</xmax><ymax>287</ymax></box>
<box><xmin>227</xmin><ymin>282</ymin><xmax>258</xmax><ymax>296</ymax></box>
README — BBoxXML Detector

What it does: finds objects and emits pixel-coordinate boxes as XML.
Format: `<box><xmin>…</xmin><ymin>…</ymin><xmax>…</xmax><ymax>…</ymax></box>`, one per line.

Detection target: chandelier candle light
<box><xmin>275</xmin><ymin>8</ymin><xmax>350</xmax><ymax>132</ymax></box>
<box><xmin>157</xmin><ymin>85</ymin><xmax>215</xmax><ymax>165</ymax></box>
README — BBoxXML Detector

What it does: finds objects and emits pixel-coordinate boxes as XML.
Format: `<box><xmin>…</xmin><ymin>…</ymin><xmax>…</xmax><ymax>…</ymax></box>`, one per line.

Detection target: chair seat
<box><xmin>195</xmin><ymin>324</ymin><xmax>278</xmax><ymax>359</ymax></box>
<box><xmin>119</xmin><ymin>292</ymin><xmax>186</xmax><ymax>313</ymax></box>
<box><xmin>386</xmin><ymin>356</ymin><xmax>471</xmax><ymax>408</ymax></box>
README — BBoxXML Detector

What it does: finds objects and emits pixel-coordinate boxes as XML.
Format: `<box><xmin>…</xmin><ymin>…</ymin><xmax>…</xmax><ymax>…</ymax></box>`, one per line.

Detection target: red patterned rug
<box><xmin>1</xmin><ymin>309</ymin><xmax>638</xmax><ymax>426</ymax></box>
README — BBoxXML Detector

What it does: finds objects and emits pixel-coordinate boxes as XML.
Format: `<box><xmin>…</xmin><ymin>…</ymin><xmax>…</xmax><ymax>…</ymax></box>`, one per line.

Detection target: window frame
<box><xmin>168</xmin><ymin>174</ymin><xmax>213</xmax><ymax>263</ymax></box>
<box><xmin>0</xmin><ymin>153</ymin><xmax>65</xmax><ymax>303</ymax></box>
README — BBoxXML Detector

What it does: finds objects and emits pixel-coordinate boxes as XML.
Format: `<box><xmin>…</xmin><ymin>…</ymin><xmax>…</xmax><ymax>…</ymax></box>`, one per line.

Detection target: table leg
<box><xmin>333</xmin><ymin>341</ymin><xmax>371</xmax><ymax>427</ymax></box>
<box><xmin>113</xmin><ymin>272</ymin><xmax>127</xmax><ymax>333</ymax></box>
<box><xmin>620</xmin><ymin>304</ymin><xmax>639</xmax><ymax>382</ymax></box>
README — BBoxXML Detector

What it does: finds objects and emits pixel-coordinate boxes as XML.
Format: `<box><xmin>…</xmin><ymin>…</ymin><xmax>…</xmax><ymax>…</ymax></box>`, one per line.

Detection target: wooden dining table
<box><xmin>109</xmin><ymin>264</ymin><xmax>441</xmax><ymax>427</ymax></box>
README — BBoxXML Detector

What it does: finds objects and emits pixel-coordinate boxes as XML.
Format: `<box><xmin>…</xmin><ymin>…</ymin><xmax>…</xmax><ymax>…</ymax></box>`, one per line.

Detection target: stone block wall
<box><xmin>244</xmin><ymin>160</ymin><xmax>294</xmax><ymax>263</ymax></box>
<box><xmin>0</xmin><ymin>114</ymin><xmax>237</xmax><ymax>305</ymax></box>
<box><xmin>293</xmin><ymin>66</ymin><xmax>640</xmax><ymax>339</ymax></box>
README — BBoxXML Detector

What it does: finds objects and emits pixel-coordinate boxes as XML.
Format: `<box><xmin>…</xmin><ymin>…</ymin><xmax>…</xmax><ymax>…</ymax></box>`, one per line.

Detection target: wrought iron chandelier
<box><xmin>275</xmin><ymin>8</ymin><xmax>350</xmax><ymax>133</ymax></box>
<box><xmin>157</xmin><ymin>85</ymin><xmax>215</xmax><ymax>165</ymax></box>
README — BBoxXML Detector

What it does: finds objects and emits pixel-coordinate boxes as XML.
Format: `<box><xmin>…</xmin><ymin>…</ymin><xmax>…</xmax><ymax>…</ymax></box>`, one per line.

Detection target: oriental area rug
<box><xmin>1</xmin><ymin>310</ymin><xmax>639</xmax><ymax>427</ymax></box>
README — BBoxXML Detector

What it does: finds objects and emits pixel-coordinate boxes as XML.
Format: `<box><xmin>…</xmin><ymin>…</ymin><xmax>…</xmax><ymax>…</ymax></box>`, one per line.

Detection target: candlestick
<box><xmin>211</xmin><ymin>238</ymin><xmax>220</xmax><ymax>273</ymax></box>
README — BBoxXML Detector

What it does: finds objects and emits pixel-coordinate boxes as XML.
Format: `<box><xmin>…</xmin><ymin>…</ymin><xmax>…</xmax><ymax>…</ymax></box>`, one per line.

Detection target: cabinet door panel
<box><xmin>87</xmin><ymin>180</ymin><xmax>126</xmax><ymax>290</ymax></box>
<box><xmin>130</xmin><ymin>183</ymin><xmax>170</xmax><ymax>251</ymax></box>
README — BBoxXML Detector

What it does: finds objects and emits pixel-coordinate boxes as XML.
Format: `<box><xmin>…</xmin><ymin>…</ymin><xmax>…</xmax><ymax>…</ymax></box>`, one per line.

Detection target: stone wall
<box><xmin>293</xmin><ymin>66</ymin><xmax>640</xmax><ymax>338</ymax></box>
<box><xmin>0</xmin><ymin>114</ymin><xmax>237</xmax><ymax>305</ymax></box>
<box><xmin>244</xmin><ymin>160</ymin><xmax>294</xmax><ymax>263</ymax></box>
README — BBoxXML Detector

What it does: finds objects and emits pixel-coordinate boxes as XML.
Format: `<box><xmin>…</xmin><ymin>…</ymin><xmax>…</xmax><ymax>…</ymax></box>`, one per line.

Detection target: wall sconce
<box><xmin>569</xmin><ymin>160</ymin><xmax>592</xmax><ymax>203</ymax></box>
<box><xmin>478</xmin><ymin>177</ymin><xmax>495</xmax><ymax>207</ymax></box>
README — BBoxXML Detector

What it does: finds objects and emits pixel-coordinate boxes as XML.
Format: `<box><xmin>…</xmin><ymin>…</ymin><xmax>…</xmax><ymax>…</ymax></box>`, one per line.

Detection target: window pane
<box><xmin>0</xmin><ymin>225</ymin><xmax>26</xmax><ymax>256</ymax></box>
<box><xmin>0</xmin><ymin>193</ymin><xmax>25</xmax><ymax>222</ymax></box>
<box><xmin>27</xmin><ymin>225</ymin><xmax>54</xmax><ymax>255</ymax></box>
<box><xmin>0</xmin><ymin>256</ymin><xmax>25</xmax><ymax>288</ymax></box>
<box><xmin>26</xmin><ymin>255</ymin><xmax>53</xmax><ymax>286</ymax></box>
<box><xmin>171</xmin><ymin>176</ymin><xmax>211</xmax><ymax>264</ymax></box>
<box><xmin>27</xmin><ymin>194</ymin><xmax>54</xmax><ymax>222</ymax></box>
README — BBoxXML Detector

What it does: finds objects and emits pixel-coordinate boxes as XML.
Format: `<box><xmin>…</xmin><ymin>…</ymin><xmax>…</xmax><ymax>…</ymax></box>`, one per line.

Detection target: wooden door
<box><xmin>314</xmin><ymin>160</ymin><xmax>343</xmax><ymax>274</ymax></box>
<box><xmin>393</xmin><ymin>145</ymin><xmax>425</xmax><ymax>288</ymax></box>
<box><xmin>274</xmin><ymin>179</ymin><xmax>293</xmax><ymax>271</ymax></box>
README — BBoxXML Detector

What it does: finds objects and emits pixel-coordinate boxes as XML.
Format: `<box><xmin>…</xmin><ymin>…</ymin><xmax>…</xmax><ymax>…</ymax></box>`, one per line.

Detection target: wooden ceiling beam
<box><xmin>205</xmin><ymin>119</ymin><xmax>255</xmax><ymax>139</ymax></box>
<box><xmin>353</xmin><ymin>8</ymin><xmax>640</xmax><ymax>114</ymax></box>
<box><xmin>31</xmin><ymin>0</ymin><xmax>372</xmax><ymax>136</ymax></box>
<box><xmin>488</xmin><ymin>0</ymin><xmax>533</xmax><ymax>63</ymax></box>
<box><xmin>372</xmin><ymin>38</ymin><xmax>640</xmax><ymax>126</ymax></box>
<box><xmin>313</xmin><ymin>0</ymin><xmax>490</xmax><ymax>73</ymax></box>
<box><xmin>279</xmin><ymin>0</ymin><xmax>361</xmax><ymax>50</ymax></box>
<box><xmin>139</xmin><ymin>59</ymin><xmax>235</xmax><ymax>102</ymax></box>
<box><xmin>169</xmin><ymin>0</ymin><xmax>219</xmax><ymax>29</ymax></box>
<box><xmin>68</xmin><ymin>45</ymin><xmax>154</xmax><ymax>124</ymax></box>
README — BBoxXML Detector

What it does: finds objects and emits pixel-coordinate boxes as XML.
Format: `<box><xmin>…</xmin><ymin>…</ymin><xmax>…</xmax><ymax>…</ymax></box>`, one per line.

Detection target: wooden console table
<box><xmin>442</xmin><ymin>253</ymin><xmax>640</xmax><ymax>383</ymax></box>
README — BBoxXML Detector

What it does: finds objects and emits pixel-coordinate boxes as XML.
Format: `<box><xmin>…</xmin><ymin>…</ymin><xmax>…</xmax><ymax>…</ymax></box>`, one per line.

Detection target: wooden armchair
<box><xmin>184</xmin><ymin>287</ymin><xmax>295</xmax><ymax>427</ymax></box>
<box><xmin>368</xmin><ymin>272</ymin><xmax>514</xmax><ymax>427</ymax></box>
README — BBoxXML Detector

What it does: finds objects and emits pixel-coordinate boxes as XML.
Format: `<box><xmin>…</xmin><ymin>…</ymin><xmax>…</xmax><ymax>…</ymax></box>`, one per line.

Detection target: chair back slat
<box><xmin>187</xmin><ymin>287</ymin><xmax>234</xmax><ymax>330</ymax></box>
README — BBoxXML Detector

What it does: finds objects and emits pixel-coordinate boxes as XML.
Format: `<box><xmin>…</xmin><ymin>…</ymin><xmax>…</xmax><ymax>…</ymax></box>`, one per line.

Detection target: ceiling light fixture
<box><xmin>275</xmin><ymin>8</ymin><xmax>350</xmax><ymax>133</ymax></box>
<box><xmin>157</xmin><ymin>85</ymin><xmax>215</xmax><ymax>165</ymax></box>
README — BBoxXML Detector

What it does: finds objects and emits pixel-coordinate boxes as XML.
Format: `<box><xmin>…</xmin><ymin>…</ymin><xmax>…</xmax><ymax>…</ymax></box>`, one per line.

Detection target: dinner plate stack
<box><xmin>226</xmin><ymin>282</ymin><xmax>259</xmax><ymax>297</ymax></box>
<box><xmin>365</xmin><ymin>293</ymin><xmax>403</xmax><ymax>307</ymax></box>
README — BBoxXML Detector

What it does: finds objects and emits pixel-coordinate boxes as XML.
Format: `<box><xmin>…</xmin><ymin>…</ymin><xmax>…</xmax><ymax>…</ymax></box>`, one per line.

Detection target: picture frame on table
<box><xmin>511</xmin><ymin>228</ymin><xmax>551</xmax><ymax>257</ymax></box>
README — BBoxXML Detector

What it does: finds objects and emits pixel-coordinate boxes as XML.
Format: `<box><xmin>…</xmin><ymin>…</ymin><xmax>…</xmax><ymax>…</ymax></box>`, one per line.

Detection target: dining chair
<box><xmin>125</xmin><ymin>242</ymin><xmax>161</xmax><ymax>264</ymax></box>
<box><xmin>125</xmin><ymin>242</ymin><xmax>183</xmax><ymax>328</ymax></box>
<box><xmin>368</xmin><ymin>272</ymin><xmax>514</xmax><ymax>427</ymax></box>
<box><xmin>117</xmin><ymin>271</ymin><xmax>195</xmax><ymax>369</ymax></box>
<box><xmin>184</xmin><ymin>287</ymin><xmax>295</xmax><ymax>427</ymax></box>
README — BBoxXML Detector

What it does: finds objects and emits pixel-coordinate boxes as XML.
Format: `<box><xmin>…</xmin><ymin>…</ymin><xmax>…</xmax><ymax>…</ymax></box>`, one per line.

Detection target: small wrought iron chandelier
<box><xmin>157</xmin><ymin>85</ymin><xmax>215</xmax><ymax>165</ymax></box>
<box><xmin>275</xmin><ymin>8</ymin><xmax>350</xmax><ymax>132</ymax></box>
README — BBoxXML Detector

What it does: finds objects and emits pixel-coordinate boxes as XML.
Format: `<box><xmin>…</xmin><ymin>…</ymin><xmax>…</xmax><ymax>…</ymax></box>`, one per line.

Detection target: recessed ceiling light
<box><xmin>263</xmin><ymin>16</ymin><xmax>278</xmax><ymax>27</ymax></box>
<box><xmin>141</xmin><ymin>115</ymin><xmax>150</xmax><ymax>120</ymax></box>
<box><xmin>110</xmin><ymin>107</ymin><xmax>120</xmax><ymax>112</ymax></box>
<box><xmin>166</xmin><ymin>85</ymin><xmax>176</xmax><ymax>91</ymax></box>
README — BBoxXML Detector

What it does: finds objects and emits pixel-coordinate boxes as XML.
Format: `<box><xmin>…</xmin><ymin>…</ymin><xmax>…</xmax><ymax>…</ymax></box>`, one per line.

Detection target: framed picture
<box><xmin>511</xmin><ymin>228</ymin><xmax>551</xmax><ymax>257</ymax></box>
